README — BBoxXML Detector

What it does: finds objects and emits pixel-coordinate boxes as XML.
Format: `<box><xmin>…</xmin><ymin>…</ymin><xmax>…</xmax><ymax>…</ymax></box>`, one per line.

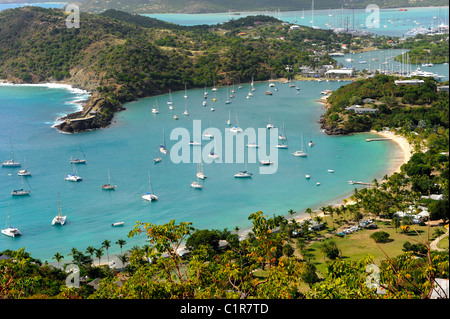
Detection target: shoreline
<box><xmin>3</xmin><ymin>80</ymin><xmax>413</xmax><ymax>265</ymax></box>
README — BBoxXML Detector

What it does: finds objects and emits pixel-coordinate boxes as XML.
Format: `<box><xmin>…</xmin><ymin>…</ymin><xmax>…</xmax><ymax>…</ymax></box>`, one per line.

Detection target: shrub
<box><xmin>370</xmin><ymin>231</ymin><xmax>390</xmax><ymax>243</ymax></box>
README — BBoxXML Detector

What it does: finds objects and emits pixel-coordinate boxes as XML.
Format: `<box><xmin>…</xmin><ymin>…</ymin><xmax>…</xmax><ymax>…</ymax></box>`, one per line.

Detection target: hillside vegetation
<box><xmin>0</xmin><ymin>7</ymin><xmax>342</xmax><ymax>132</ymax></box>
<box><xmin>78</xmin><ymin>0</ymin><xmax>450</xmax><ymax>14</ymax></box>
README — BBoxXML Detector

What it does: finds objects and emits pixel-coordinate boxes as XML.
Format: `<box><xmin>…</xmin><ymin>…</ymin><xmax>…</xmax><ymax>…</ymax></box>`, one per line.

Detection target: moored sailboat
<box><xmin>102</xmin><ymin>169</ymin><xmax>117</xmax><ymax>190</ymax></box>
<box><xmin>1</xmin><ymin>204</ymin><xmax>21</xmax><ymax>237</ymax></box>
<box><xmin>52</xmin><ymin>193</ymin><xmax>67</xmax><ymax>226</ymax></box>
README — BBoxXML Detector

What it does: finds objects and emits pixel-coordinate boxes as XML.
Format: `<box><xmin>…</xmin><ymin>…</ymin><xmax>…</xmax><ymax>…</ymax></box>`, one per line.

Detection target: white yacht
<box><xmin>247</xmin><ymin>143</ymin><xmax>259</xmax><ymax>148</ymax></box>
<box><xmin>2</xmin><ymin>159</ymin><xmax>21</xmax><ymax>167</ymax></box>
<box><xmin>190</xmin><ymin>181</ymin><xmax>203</xmax><ymax>189</ymax></box>
<box><xmin>101</xmin><ymin>169</ymin><xmax>116</xmax><ymax>190</ymax></box>
<box><xmin>305</xmin><ymin>174</ymin><xmax>311</xmax><ymax>179</ymax></box>
<box><xmin>234</xmin><ymin>170</ymin><xmax>252</xmax><ymax>178</ymax></box>
<box><xmin>2</xmin><ymin>137</ymin><xmax>21</xmax><ymax>167</ymax></box>
<box><xmin>111</xmin><ymin>222</ymin><xmax>124</xmax><ymax>227</ymax></box>
<box><xmin>142</xmin><ymin>171</ymin><xmax>158</xmax><ymax>202</ymax></box>
<box><xmin>327</xmin><ymin>169</ymin><xmax>334</xmax><ymax>173</ymax></box>
<box><xmin>2</xmin><ymin>205</ymin><xmax>21</xmax><ymax>237</ymax></box>
<box><xmin>52</xmin><ymin>194</ymin><xmax>67</xmax><ymax>226</ymax></box>
<box><xmin>230</xmin><ymin>126</ymin><xmax>243</xmax><ymax>133</ymax></box>
<box><xmin>292</xmin><ymin>133</ymin><xmax>308</xmax><ymax>157</ymax></box>
<box><xmin>189</xmin><ymin>140</ymin><xmax>201</xmax><ymax>146</ymax></box>
<box><xmin>17</xmin><ymin>169</ymin><xmax>31</xmax><ymax>176</ymax></box>
<box><xmin>154</xmin><ymin>157</ymin><xmax>162</xmax><ymax>163</ymax></box>
<box><xmin>11</xmin><ymin>189</ymin><xmax>31</xmax><ymax>196</ymax></box>
<box><xmin>196</xmin><ymin>161</ymin><xmax>207</xmax><ymax>180</ymax></box>
<box><xmin>151</xmin><ymin>97</ymin><xmax>159</xmax><ymax>114</ymax></box>
<box><xmin>167</xmin><ymin>90</ymin><xmax>173</xmax><ymax>105</ymax></box>
<box><xmin>65</xmin><ymin>166</ymin><xmax>82</xmax><ymax>182</ymax></box>
<box><xmin>259</xmin><ymin>160</ymin><xmax>274</xmax><ymax>165</ymax></box>
<box><xmin>276</xmin><ymin>143</ymin><xmax>288</xmax><ymax>149</ymax></box>
<box><xmin>208</xmin><ymin>151</ymin><xmax>220</xmax><ymax>160</ymax></box>
<box><xmin>65</xmin><ymin>173</ymin><xmax>82</xmax><ymax>182</ymax></box>
<box><xmin>160</xmin><ymin>128</ymin><xmax>168</xmax><ymax>154</ymax></box>
<box><xmin>203</xmin><ymin>132</ymin><xmax>213</xmax><ymax>139</ymax></box>
<box><xmin>70</xmin><ymin>144</ymin><xmax>87</xmax><ymax>164</ymax></box>
<box><xmin>142</xmin><ymin>192</ymin><xmax>158</xmax><ymax>201</ymax></box>
<box><xmin>279</xmin><ymin>123</ymin><xmax>287</xmax><ymax>140</ymax></box>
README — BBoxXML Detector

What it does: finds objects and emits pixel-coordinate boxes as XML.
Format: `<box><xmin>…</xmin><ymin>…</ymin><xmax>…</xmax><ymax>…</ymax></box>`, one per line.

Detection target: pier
<box><xmin>366</xmin><ymin>138</ymin><xmax>392</xmax><ymax>142</ymax></box>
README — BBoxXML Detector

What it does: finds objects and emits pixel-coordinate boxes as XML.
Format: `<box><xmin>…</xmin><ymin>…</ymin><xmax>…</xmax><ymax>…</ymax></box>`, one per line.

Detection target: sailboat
<box><xmin>226</xmin><ymin>109</ymin><xmax>232</xmax><ymax>126</ymax></box>
<box><xmin>308</xmin><ymin>134</ymin><xmax>315</xmax><ymax>147</ymax></box>
<box><xmin>292</xmin><ymin>133</ymin><xmax>308</xmax><ymax>157</ymax></box>
<box><xmin>101</xmin><ymin>169</ymin><xmax>116</xmax><ymax>190</ymax></box>
<box><xmin>160</xmin><ymin>128</ymin><xmax>168</xmax><ymax>155</ymax></box>
<box><xmin>279</xmin><ymin>123</ymin><xmax>287</xmax><ymax>140</ymax></box>
<box><xmin>167</xmin><ymin>89</ymin><xmax>173</xmax><ymax>105</ymax></box>
<box><xmin>152</xmin><ymin>98</ymin><xmax>159</xmax><ymax>114</ymax></box>
<box><xmin>251</xmin><ymin>77</ymin><xmax>256</xmax><ymax>92</ymax></box>
<box><xmin>191</xmin><ymin>175</ymin><xmax>204</xmax><ymax>189</ymax></box>
<box><xmin>196</xmin><ymin>160</ymin><xmax>207</xmax><ymax>180</ymax></box>
<box><xmin>52</xmin><ymin>193</ymin><xmax>67</xmax><ymax>226</ymax></box>
<box><xmin>225</xmin><ymin>86</ymin><xmax>232</xmax><ymax>104</ymax></box>
<box><xmin>142</xmin><ymin>171</ymin><xmax>158</xmax><ymax>201</ymax></box>
<box><xmin>70</xmin><ymin>144</ymin><xmax>87</xmax><ymax>164</ymax></box>
<box><xmin>11</xmin><ymin>175</ymin><xmax>31</xmax><ymax>196</ymax></box>
<box><xmin>65</xmin><ymin>166</ymin><xmax>82</xmax><ymax>182</ymax></box>
<box><xmin>266</xmin><ymin>115</ymin><xmax>275</xmax><ymax>129</ymax></box>
<box><xmin>183</xmin><ymin>99</ymin><xmax>189</xmax><ymax>116</ymax></box>
<box><xmin>1</xmin><ymin>204</ymin><xmax>21</xmax><ymax>237</ymax></box>
<box><xmin>230</xmin><ymin>115</ymin><xmax>243</xmax><ymax>133</ymax></box>
<box><xmin>208</xmin><ymin>138</ymin><xmax>220</xmax><ymax>160</ymax></box>
<box><xmin>17</xmin><ymin>156</ymin><xmax>31</xmax><ymax>176</ymax></box>
<box><xmin>2</xmin><ymin>137</ymin><xmax>21</xmax><ymax>167</ymax></box>
<box><xmin>184</xmin><ymin>84</ymin><xmax>188</xmax><ymax>99</ymax></box>
<box><xmin>235</xmin><ymin>149</ymin><xmax>252</xmax><ymax>178</ymax></box>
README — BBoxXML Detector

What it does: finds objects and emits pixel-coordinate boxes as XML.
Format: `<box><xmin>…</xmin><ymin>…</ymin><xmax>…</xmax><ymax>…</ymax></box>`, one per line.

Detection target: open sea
<box><xmin>0</xmin><ymin>3</ymin><xmax>448</xmax><ymax>263</ymax></box>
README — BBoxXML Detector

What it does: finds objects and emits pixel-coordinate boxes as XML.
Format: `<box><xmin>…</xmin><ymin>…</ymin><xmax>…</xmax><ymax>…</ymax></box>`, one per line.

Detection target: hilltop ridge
<box><xmin>0</xmin><ymin>6</ymin><xmax>340</xmax><ymax>133</ymax></box>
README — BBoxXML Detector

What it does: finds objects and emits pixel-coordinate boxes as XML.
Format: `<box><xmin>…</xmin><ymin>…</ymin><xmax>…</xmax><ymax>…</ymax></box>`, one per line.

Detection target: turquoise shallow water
<box><xmin>0</xmin><ymin>80</ymin><xmax>401</xmax><ymax>262</ymax></box>
<box><xmin>144</xmin><ymin>6</ymin><xmax>449</xmax><ymax>37</ymax></box>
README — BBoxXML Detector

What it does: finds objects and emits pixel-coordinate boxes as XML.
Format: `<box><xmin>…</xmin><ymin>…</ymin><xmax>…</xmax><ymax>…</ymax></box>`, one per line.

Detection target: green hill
<box><xmin>79</xmin><ymin>0</ymin><xmax>449</xmax><ymax>14</ymax></box>
<box><xmin>0</xmin><ymin>7</ymin><xmax>341</xmax><ymax>133</ymax></box>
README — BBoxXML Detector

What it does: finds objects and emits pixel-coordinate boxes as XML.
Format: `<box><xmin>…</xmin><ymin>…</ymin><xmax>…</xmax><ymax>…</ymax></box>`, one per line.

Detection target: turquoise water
<box><xmin>333</xmin><ymin>49</ymin><xmax>449</xmax><ymax>81</ymax></box>
<box><xmin>144</xmin><ymin>6</ymin><xmax>449</xmax><ymax>37</ymax></box>
<box><xmin>0</xmin><ymin>80</ymin><xmax>400</xmax><ymax>262</ymax></box>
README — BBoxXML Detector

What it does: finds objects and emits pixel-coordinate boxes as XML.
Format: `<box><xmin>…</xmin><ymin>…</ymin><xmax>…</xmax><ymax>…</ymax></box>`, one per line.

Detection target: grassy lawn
<box><xmin>437</xmin><ymin>233</ymin><xmax>449</xmax><ymax>250</ymax></box>
<box><xmin>304</xmin><ymin>216</ymin><xmax>446</xmax><ymax>276</ymax></box>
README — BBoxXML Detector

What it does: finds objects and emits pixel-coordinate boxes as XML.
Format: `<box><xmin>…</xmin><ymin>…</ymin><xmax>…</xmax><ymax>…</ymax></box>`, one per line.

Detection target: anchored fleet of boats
<box><xmin>1</xmin><ymin>81</ymin><xmax>355</xmax><ymax>238</ymax></box>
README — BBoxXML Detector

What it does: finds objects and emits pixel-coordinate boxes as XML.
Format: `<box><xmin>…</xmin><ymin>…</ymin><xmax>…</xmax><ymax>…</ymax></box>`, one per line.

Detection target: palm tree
<box><xmin>85</xmin><ymin>246</ymin><xmax>96</xmax><ymax>265</ymax></box>
<box><xmin>53</xmin><ymin>252</ymin><xmax>64</xmax><ymax>268</ymax></box>
<box><xmin>117</xmin><ymin>254</ymin><xmax>129</xmax><ymax>268</ymax></box>
<box><xmin>102</xmin><ymin>239</ymin><xmax>111</xmax><ymax>263</ymax></box>
<box><xmin>305</xmin><ymin>207</ymin><xmax>313</xmax><ymax>220</ymax></box>
<box><xmin>288</xmin><ymin>209</ymin><xmax>295</xmax><ymax>216</ymax></box>
<box><xmin>116</xmin><ymin>239</ymin><xmax>127</xmax><ymax>254</ymax></box>
<box><xmin>95</xmin><ymin>248</ymin><xmax>104</xmax><ymax>266</ymax></box>
<box><xmin>68</xmin><ymin>247</ymin><xmax>79</xmax><ymax>261</ymax></box>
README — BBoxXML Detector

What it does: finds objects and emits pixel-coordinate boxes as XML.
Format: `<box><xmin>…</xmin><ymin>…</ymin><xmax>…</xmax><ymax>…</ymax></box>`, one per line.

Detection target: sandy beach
<box><xmin>371</xmin><ymin>130</ymin><xmax>413</xmax><ymax>174</ymax></box>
